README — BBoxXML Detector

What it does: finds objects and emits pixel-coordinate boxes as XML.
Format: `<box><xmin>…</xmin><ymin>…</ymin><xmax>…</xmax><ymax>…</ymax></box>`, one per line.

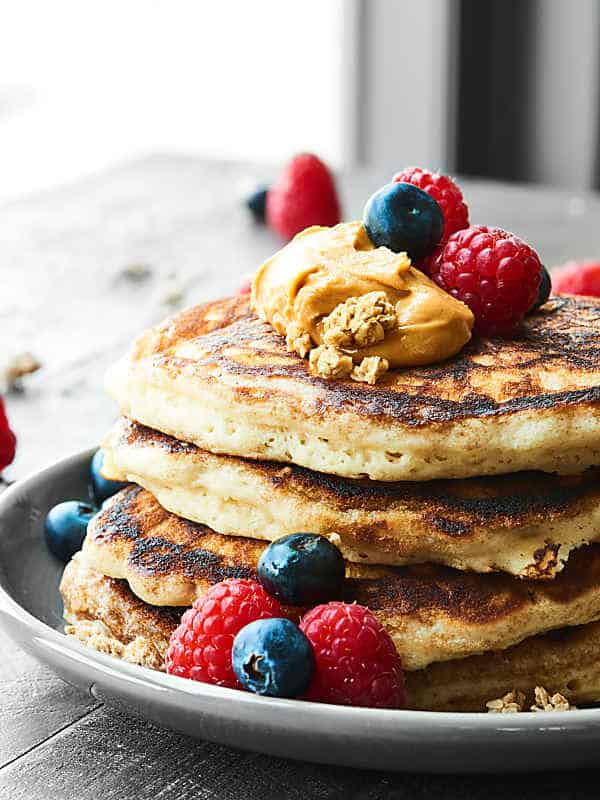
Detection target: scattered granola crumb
<box><xmin>322</xmin><ymin>291</ymin><xmax>397</xmax><ymax>349</ymax></box>
<box><xmin>286</xmin><ymin>322</ymin><xmax>313</xmax><ymax>358</ymax></box>
<box><xmin>531</xmin><ymin>686</ymin><xmax>575</xmax><ymax>712</ymax></box>
<box><xmin>161</xmin><ymin>283</ymin><xmax>185</xmax><ymax>307</ymax></box>
<box><xmin>120</xmin><ymin>263</ymin><xmax>153</xmax><ymax>281</ymax></box>
<box><xmin>309</xmin><ymin>345</ymin><xmax>353</xmax><ymax>380</ymax></box>
<box><xmin>351</xmin><ymin>355</ymin><xmax>389</xmax><ymax>385</ymax></box>
<box><xmin>486</xmin><ymin>690</ymin><xmax>526</xmax><ymax>713</ymax></box>
<box><xmin>1</xmin><ymin>352</ymin><xmax>41</xmax><ymax>392</ymax></box>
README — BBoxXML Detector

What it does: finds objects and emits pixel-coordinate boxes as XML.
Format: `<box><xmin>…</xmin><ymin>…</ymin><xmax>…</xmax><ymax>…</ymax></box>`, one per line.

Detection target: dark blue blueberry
<box><xmin>45</xmin><ymin>500</ymin><xmax>97</xmax><ymax>562</ymax></box>
<box><xmin>232</xmin><ymin>618</ymin><xmax>314</xmax><ymax>698</ymax></box>
<box><xmin>246</xmin><ymin>186</ymin><xmax>269</xmax><ymax>223</ymax></box>
<box><xmin>257</xmin><ymin>532</ymin><xmax>345</xmax><ymax>606</ymax></box>
<box><xmin>91</xmin><ymin>449</ymin><xmax>129</xmax><ymax>504</ymax></box>
<box><xmin>533</xmin><ymin>265</ymin><xmax>552</xmax><ymax>309</ymax></box>
<box><xmin>363</xmin><ymin>182</ymin><xmax>444</xmax><ymax>260</ymax></box>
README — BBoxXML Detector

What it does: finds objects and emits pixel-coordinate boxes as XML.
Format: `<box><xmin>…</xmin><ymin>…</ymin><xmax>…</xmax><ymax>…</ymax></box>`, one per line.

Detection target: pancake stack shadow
<box><xmin>60</xmin><ymin>294</ymin><xmax>600</xmax><ymax>711</ymax></box>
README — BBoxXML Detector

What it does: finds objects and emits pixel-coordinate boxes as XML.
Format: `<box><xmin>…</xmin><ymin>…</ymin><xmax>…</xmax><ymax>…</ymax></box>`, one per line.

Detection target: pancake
<box><xmin>60</xmin><ymin>555</ymin><xmax>600</xmax><ymax>712</ymax></box>
<box><xmin>105</xmin><ymin>293</ymin><xmax>600</xmax><ymax>482</ymax></box>
<box><xmin>103</xmin><ymin>417</ymin><xmax>600</xmax><ymax>578</ymax></box>
<box><xmin>82</xmin><ymin>486</ymin><xmax>600</xmax><ymax>671</ymax></box>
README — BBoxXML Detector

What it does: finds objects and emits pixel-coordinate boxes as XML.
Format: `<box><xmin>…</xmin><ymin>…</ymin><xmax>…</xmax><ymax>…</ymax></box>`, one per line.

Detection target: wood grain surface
<box><xmin>2</xmin><ymin>156</ymin><xmax>600</xmax><ymax>798</ymax></box>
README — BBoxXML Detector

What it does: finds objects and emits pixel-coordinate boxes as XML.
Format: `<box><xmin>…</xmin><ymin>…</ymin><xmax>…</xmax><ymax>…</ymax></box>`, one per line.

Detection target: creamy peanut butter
<box><xmin>251</xmin><ymin>221</ymin><xmax>474</xmax><ymax>373</ymax></box>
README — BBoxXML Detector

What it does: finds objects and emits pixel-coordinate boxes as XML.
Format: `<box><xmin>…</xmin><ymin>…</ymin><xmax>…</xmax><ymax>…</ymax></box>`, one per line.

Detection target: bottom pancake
<box><xmin>60</xmin><ymin>555</ymin><xmax>600</xmax><ymax>712</ymax></box>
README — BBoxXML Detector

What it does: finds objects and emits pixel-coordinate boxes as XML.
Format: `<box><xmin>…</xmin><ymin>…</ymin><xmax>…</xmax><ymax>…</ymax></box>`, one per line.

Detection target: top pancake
<box><xmin>106</xmin><ymin>293</ymin><xmax>600</xmax><ymax>481</ymax></box>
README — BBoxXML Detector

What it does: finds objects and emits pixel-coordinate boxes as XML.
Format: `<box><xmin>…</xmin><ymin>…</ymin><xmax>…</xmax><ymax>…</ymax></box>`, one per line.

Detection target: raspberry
<box><xmin>165</xmin><ymin>579</ymin><xmax>283</xmax><ymax>688</ymax></box>
<box><xmin>299</xmin><ymin>602</ymin><xmax>406</xmax><ymax>709</ymax></box>
<box><xmin>0</xmin><ymin>397</ymin><xmax>16</xmax><ymax>473</ymax></box>
<box><xmin>392</xmin><ymin>167</ymin><xmax>469</xmax><ymax>242</ymax></box>
<box><xmin>427</xmin><ymin>225</ymin><xmax>542</xmax><ymax>336</ymax></box>
<box><xmin>237</xmin><ymin>276</ymin><xmax>252</xmax><ymax>295</ymax></box>
<box><xmin>266</xmin><ymin>153</ymin><xmax>341</xmax><ymax>240</ymax></box>
<box><xmin>551</xmin><ymin>261</ymin><xmax>600</xmax><ymax>297</ymax></box>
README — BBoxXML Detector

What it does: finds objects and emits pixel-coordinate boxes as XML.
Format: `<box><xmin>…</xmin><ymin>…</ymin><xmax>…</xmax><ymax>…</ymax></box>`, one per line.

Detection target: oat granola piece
<box><xmin>531</xmin><ymin>686</ymin><xmax>575</xmax><ymax>712</ymax></box>
<box><xmin>486</xmin><ymin>690</ymin><xmax>526</xmax><ymax>713</ymax></box>
<box><xmin>322</xmin><ymin>291</ymin><xmax>398</xmax><ymax>349</ymax></box>
<box><xmin>286</xmin><ymin>322</ymin><xmax>313</xmax><ymax>358</ymax></box>
<box><xmin>308</xmin><ymin>345</ymin><xmax>353</xmax><ymax>380</ymax></box>
<box><xmin>351</xmin><ymin>355</ymin><xmax>389</xmax><ymax>385</ymax></box>
<box><xmin>1</xmin><ymin>352</ymin><xmax>41</xmax><ymax>392</ymax></box>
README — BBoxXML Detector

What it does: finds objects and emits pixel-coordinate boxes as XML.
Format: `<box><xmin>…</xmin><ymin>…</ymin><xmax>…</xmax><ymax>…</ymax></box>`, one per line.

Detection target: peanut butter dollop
<box><xmin>251</xmin><ymin>221</ymin><xmax>474</xmax><ymax>373</ymax></box>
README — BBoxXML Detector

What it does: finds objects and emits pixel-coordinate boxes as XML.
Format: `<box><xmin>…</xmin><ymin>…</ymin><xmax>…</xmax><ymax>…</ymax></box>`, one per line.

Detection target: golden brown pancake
<box><xmin>81</xmin><ymin>486</ymin><xmax>600</xmax><ymax>671</ymax></box>
<box><xmin>60</xmin><ymin>555</ymin><xmax>600</xmax><ymax>712</ymax></box>
<box><xmin>104</xmin><ymin>416</ymin><xmax>600</xmax><ymax>578</ymax></box>
<box><xmin>105</xmin><ymin>294</ymin><xmax>600</xmax><ymax>481</ymax></box>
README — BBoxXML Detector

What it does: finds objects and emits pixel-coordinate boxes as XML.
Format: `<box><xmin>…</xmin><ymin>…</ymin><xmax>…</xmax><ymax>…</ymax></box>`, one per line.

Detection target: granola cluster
<box><xmin>486</xmin><ymin>686</ymin><xmax>575</xmax><ymax>714</ymax></box>
<box><xmin>290</xmin><ymin>292</ymin><xmax>398</xmax><ymax>385</ymax></box>
<box><xmin>321</xmin><ymin>291</ymin><xmax>397</xmax><ymax>349</ymax></box>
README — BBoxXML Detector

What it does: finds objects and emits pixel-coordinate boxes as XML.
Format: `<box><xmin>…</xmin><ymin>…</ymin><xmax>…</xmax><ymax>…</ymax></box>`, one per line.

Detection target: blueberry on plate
<box><xmin>91</xmin><ymin>449</ymin><xmax>128</xmax><ymax>504</ymax></box>
<box><xmin>246</xmin><ymin>186</ymin><xmax>269</xmax><ymax>224</ymax></box>
<box><xmin>533</xmin><ymin>265</ymin><xmax>552</xmax><ymax>309</ymax></box>
<box><xmin>45</xmin><ymin>500</ymin><xmax>97</xmax><ymax>562</ymax></box>
<box><xmin>232</xmin><ymin>618</ymin><xmax>314</xmax><ymax>698</ymax></box>
<box><xmin>363</xmin><ymin>182</ymin><xmax>444</xmax><ymax>260</ymax></box>
<box><xmin>257</xmin><ymin>532</ymin><xmax>345</xmax><ymax>606</ymax></box>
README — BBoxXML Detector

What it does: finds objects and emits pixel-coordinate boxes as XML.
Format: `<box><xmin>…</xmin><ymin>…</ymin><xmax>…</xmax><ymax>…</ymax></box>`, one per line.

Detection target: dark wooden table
<box><xmin>2</xmin><ymin>157</ymin><xmax>600</xmax><ymax>798</ymax></box>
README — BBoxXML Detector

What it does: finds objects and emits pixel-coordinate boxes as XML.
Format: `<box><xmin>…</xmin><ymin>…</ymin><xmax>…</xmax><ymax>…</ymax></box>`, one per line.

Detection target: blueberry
<box><xmin>257</xmin><ymin>532</ymin><xmax>345</xmax><ymax>606</ymax></box>
<box><xmin>363</xmin><ymin>182</ymin><xmax>444</xmax><ymax>260</ymax></box>
<box><xmin>232</xmin><ymin>618</ymin><xmax>314</xmax><ymax>698</ymax></box>
<box><xmin>90</xmin><ymin>449</ymin><xmax>128</xmax><ymax>504</ymax></box>
<box><xmin>246</xmin><ymin>186</ymin><xmax>269</xmax><ymax>223</ymax></box>
<box><xmin>533</xmin><ymin>265</ymin><xmax>552</xmax><ymax>309</ymax></box>
<box><xmin>45</xmin><ymin>500</ymin><xmax>96</xmax><ymax>562</ymax></box>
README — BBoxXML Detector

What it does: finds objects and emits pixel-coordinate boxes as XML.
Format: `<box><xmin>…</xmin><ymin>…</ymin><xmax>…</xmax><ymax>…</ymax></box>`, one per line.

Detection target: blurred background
<box><xmin>1</xmin><ymin>0</ymin><xmax>599</xmax><ymax>203</ymax></box>
<box><xmin>2</xmin><ymin>0</ymin><xmax>600</xmax><ymax>478</ymax></box>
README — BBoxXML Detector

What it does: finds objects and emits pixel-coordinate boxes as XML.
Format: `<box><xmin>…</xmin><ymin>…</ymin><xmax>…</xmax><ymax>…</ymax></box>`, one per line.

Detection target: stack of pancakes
<box><xmin>60</xmin><ymin>293</ymin><xmax>600</xmax><ymax>711</ymax></box>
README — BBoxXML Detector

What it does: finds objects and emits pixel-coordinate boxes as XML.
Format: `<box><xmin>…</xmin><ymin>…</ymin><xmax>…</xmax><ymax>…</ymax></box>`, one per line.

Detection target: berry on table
<box><xmin>165</xmin><ymin>579</ymin><xmax>283</xmax><ymax>688</ymax></box>
<box><xmin>363</xmin><ymin>182</ymin><xmax>444</xmax><ymax>261</ymax></box>
<box><xmin>90</xmin><ymin>449</ymin><xmax>129</xmax><ymax>504</ymax></box>
<box><xmin>232</xmin><ymin>617</ymin><xmax>314</xmax><ymax>698</ymax></box>
<box><xmin>392</xmin><ymin>167</ymin><xmax>469</xmax><ymax>242</ymax></box>
<box><xmin>266</xmin><ymin>153</ymin><xmax>341</xmax><ymax>240</ymax></box>
<box><xmin>236</xmin><ymin>275</ymin><xmax>253</xmax><ymax>295</ymax></box>
<box><xmin>551</xmin><ymin>260</ymin><xmax>600</xmax><ymax>297</ymax></box>
<box><xmin>427</xmin><ymin>225</ymin><xmax>542</xmax><ymax>336</ymax></box>
<box><xmin>246</xmin><ymin>186</ymin><xmax>269</xmax><ymax>224</ymax></box>
<box><xmin>300</xmin><ymin>602</ymin><xmax>407</xmax><ymax>709</ymax></box>
<box><xmin>257</xmin><ymin>533</ymin><xmax>345</xmax><ymax>606</ymax></box>
<box><xmin>45</xmin><ymin>500</ymin><xmax>96</xmax><ymax>562</ymax></box>
<box><xmin>0</xmin><ymin>397</ymin><xmax>16</xmax><ymax>474</ymax></box>
<box><xmin>533</xmin><ymin>265</ymin><xmax>552</xmax><ymax>308</ymax></box>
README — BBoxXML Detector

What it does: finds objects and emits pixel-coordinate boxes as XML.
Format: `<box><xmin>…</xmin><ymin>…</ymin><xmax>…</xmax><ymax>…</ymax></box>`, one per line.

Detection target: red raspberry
<box><xmin>551</xmin><ymin>260</ymin><xmax>600</xmax><ymax>297</ymax></box>
<box><xmin>237</xmin><ymin>276</ymin><xmax>252</xmax><ymax>295</ymax></box>
<box><xmin>393</xmin><ymin>166</ymin><xmax>469</xmax><ymax>242</ymax></box>
<box><xmin>427</xmin><ymin>225</ymin><xmax>542</xmax><ymax>336</ymax></box>
<box><xmin>0</xmin><ymin>397</ymin><xmax>16</xmax><ymax>473</ymax></box>
<box><xmin>266</xmin><ymin>153</ymin><xmax>341</xmax><ymax>240</ymax></box>
<box><xmin>165</xmin><ymin>579</ymin><xmax>283</xmax><ymax>688</ymax></box>
<box><xmin>299</xmin><ymin>602</ymin><xmax>406</xmax><ymax>709</ymax></box>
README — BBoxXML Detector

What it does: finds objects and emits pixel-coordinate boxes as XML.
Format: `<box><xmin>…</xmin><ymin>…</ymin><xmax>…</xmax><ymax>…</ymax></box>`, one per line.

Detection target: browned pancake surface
<box><xmin>82</xmin><ymin>487</ymin><xmax>600</xmax><ymax>670</ymax></box>
<box><xmin>134</xmin><ymin>294</ymin><xmax>600</xmax><ymax>425</ymax></box>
